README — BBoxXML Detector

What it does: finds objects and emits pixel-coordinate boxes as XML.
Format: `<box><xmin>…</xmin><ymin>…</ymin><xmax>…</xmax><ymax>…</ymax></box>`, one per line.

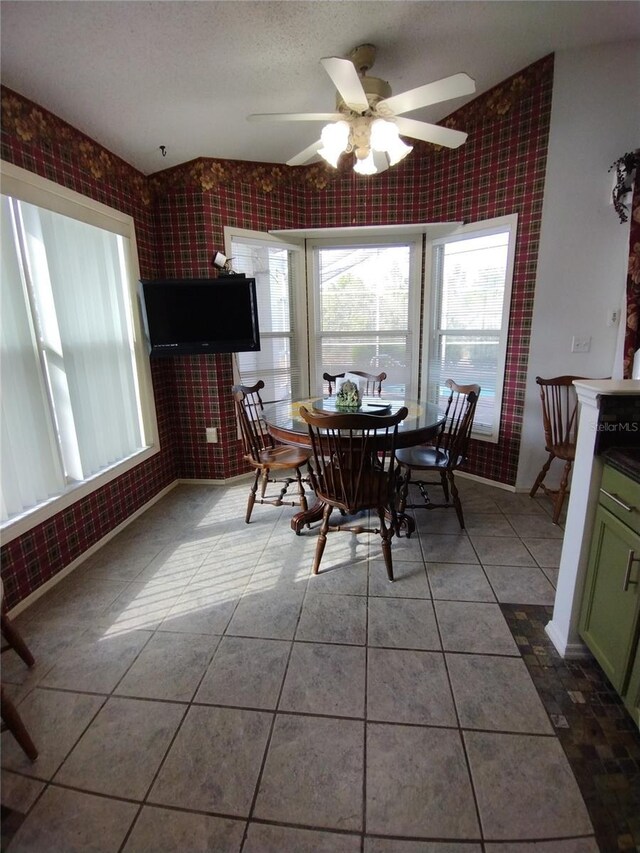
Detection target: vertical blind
<box><xmin>1</xmin><ymin>194</ymin><xmax>145</xmax><ymax>522</ymax></box>
<box><xmin>427</xmin><ymin>228</ymin><xmax>513</xmax><ymax>438</ymax></box>
<box><xmin>310</xmin><ymin>243</ymin><xmax>414</xmax><ymax>397</ymax></box>
<box><xmin>230</xmin><ymin>235</ymin><xmax>302</xmax><ymax>402</ymax></box>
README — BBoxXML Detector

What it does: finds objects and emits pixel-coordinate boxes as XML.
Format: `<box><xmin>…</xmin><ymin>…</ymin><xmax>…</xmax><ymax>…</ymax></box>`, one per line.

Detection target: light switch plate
<box><xmin>571</xmin><ymin>335</ymin><xmax>591</xmax><ymax>353</ymax></box>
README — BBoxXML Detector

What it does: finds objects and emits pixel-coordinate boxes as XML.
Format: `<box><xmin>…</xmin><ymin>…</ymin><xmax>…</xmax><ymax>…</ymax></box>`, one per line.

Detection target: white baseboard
<box><xmin>545</xmin><ymin>620</ymin><xmax>590</xmax><ymax>659</ymax></box>
<box><xmin>456</xmin><ymin>471</ymin><xmax>516</xmax><ymax>492</ymax></box>
<box><xmin>177</xmin><ymin>473</ymin><xmax>252</xmax><ymax>486</ymax></box>
<box><xmin>7</xmin><ymin>481</ymin><xmax>178</xmax><ymax>619</ymax></box>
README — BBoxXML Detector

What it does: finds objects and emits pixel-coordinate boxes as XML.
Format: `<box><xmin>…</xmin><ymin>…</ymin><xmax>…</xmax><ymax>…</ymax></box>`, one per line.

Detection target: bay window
<box><xmin>424</xmin><ymin>214</ymin><xmax>517</xmax><ymax>442</ymax></box>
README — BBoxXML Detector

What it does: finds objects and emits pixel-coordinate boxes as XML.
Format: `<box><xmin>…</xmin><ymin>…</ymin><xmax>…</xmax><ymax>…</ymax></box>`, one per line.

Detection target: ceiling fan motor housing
<box><xmin>336</xmin><ymin>76</ymin><xmax>392</xmax><ymax>114</ymax></box>
<box><xmin>349</xmin><ymin>116</ymin><xmax>374</xmax><ymax>158</ymax></box>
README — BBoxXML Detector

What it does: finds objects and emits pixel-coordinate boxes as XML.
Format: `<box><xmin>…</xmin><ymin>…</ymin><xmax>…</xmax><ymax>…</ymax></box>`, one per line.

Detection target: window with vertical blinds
<box><xmin>308</xmin><ymin>239</ymin><xmax>421</xmax><ymax>398</ymax></box>
<box><xmin>0</xmin><ymin>163</ymin><xmax>157</xmax><ymax>536</ymax></box>
<box><xmin>227</xmin><ymin>231</ymin><xmax>305</xmax><ymax>402</ymax></box>
<box><xmin>426</xmin><ymin>215</ymin><xmax>517</xmax><ymax>442</ymax></box>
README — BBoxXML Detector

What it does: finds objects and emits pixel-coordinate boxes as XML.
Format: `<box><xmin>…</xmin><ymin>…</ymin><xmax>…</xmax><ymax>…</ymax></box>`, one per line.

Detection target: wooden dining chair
<box><xmin>396</xmin><ymin>380</ymin><xmax>480</xmax><ymax>530</ymax></box>
<box><xmin>323</xmin><ymin>370</ymin><xmax>387</xmax><ymax>396</ymax></box>
<box><xmin>1</xmin><ymin>580</ymin><xmax>38</xmax><ymax>761</ymax></box>
<box><xmin>299</xmin><ymin>405</ymin><xmax>408</xmax><ymax>580</ymax></box>
<box><xmin>529</xmin><ymin>375</ymin><xmax>586</xmax><ymax>524</ymax></box>
<box><xmin>232</xmin><ymin>381</ymin><xmax>312</xmax><ymax>525</ymax></box>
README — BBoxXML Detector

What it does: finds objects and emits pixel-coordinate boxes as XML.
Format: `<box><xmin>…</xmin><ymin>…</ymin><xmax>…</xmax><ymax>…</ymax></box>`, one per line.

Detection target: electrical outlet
<box><xmin>205</xmin><ymin>427</ymin><xmax>218</xmax><ymax>443</ymax></box>
<box><xmin>607</xmin><ymin>308</ymin><xmax>620</xmax><ymax>327</ymax></box>
<box><xmin>571</xmin><ymin>335</ymin><xmax>591</xmax><ymax>353</ymax></box>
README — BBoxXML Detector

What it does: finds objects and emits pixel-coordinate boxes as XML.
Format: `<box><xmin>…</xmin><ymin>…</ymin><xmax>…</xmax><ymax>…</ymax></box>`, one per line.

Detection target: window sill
<box><xmin>1</xmin><ymin>444</ymin><xmax>160</xmax><ymax>545</ymax></box>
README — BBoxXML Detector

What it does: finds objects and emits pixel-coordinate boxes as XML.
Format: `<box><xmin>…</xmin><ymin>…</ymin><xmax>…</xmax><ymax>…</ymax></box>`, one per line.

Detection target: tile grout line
<box><xmin>361</xmin><ymin>556</ymin><xmax>370</xmax><ymax>853</ymax></box>
<box><xmin>237</xmin><ymin>569</ymin><xmax>308</xmax><ymax>852</ymax></box>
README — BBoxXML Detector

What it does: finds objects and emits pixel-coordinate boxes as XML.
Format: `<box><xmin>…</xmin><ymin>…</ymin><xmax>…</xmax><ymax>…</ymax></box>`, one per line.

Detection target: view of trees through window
<box><xmin>427</xmin><ymin>227</ymin><xmax>513</xmax><ymax>439</ymax></box>
<box><xmin>313</xmin><ymin>244</ymin><xmax>414</xmax><ymax>395</ymax></box>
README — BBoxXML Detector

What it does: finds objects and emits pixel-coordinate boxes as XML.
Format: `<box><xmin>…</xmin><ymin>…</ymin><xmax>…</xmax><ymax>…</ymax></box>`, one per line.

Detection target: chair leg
<box><xmin>553</xmin><ymin>460</ymin><xmax>572</xmax><ymax>525</ymax></box>
<box><xmin>448</xmin><ymin>471</ymin><xmax>465</xmax><ymax>529</ymax></box>
<box><xmin>294</xmin><ymin>466</ymin><xmax>308</xmax><ymax>515</ymax></box>
<box><xmin>397</xmin><ymin>466</ymin><xmax>410</xmax><ymax>514</ymax></box>
<box><xmin>246</xmin><ymin>469</ymin><xmax>261</xmax><ymax>523</ymax></box>
<box><xmin>260</xmin><ymin>468</ymin><xmax>270</xmax><ymax>498</ymax></box>
<box><xmin>377</xmin><ymin>509</ymin><xmax>394</xmax><ymax>582</ymax></box>
<box><xmin>440</xmin><ymin>471</ymin><xmax>450</xmax><ymax>503</ymax></box>
<box><xmin>312</xmin><ymin>504</ymin><xmax>332</xmax><ymax>574</ymax></box>
<box><xmin>1</xmin><ymin>613</ymin><xmax>35</xmax><ymax>668</ymax></box>
<box><xmin>1</xmin><ymin>686</ymin><xmax>37</xmax><ymax>761</ymax></box>
<box><xmin>530</xmin><ymin>453</ymin><xmax>554</xmax><ymax>498</ymax></box>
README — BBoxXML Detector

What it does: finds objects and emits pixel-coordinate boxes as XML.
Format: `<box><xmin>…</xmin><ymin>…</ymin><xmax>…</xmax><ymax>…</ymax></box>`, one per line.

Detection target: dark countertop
<box><xmin>603</xmin><ymin>448</ymin><xmax>640</xmax><ymax>483</ymax></box>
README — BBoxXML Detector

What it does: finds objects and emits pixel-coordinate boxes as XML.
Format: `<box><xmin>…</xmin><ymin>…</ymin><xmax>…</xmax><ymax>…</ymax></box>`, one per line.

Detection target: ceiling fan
<box><xmin>248</xmin><ymin>44</ymin><xmax>476</xmax><ymax>175</ymax></box>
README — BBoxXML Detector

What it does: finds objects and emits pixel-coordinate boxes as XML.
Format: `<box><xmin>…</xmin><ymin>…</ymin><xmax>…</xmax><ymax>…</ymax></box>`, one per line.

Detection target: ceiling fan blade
<box><xmin>248</xmin><ymin>112</ymin><xmax>343</xmax><ymax>122</ymax></box>
<box><xmin>286</xmin><ymin>140</ymin><xmax>322</xmax><ymax>167</ymax></box>
<box><xmin>379</xmin><ymin>73</ymin><xmax>476</xmax><ymax>116</ymax></box>
<box><xmin>320</xmin><ymin>57</ymin><xmax>369</xmax><ymax>113</ymax></box>
<box><xmin>394</xmin><ymin>117</ymin><xmax>468</xmax><ymax>148</ymax></box>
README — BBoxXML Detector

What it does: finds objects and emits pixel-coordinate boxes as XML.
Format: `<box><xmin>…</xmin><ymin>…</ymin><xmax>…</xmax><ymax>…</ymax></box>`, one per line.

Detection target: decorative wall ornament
<box><xmin>622</xmin><ymin>159</ymin><xmax>640</xmax><ymax>378</ymax></box>
<box><xmin>609</xmin><ymin>150</ymin><xmax>639</xmax><ymax>223</ymax></box>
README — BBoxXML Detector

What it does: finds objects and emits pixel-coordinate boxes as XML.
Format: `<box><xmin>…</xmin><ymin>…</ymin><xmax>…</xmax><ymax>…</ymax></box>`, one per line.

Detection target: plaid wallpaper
<box><xmin>0</xmin><ymin>54</ymin><xmax>551</xmax><ymax>607</ymax></box>
<box><xmin>0</xmin><ymin>89</ymin><xmax>176</xmax><ymax>608</ymax></box>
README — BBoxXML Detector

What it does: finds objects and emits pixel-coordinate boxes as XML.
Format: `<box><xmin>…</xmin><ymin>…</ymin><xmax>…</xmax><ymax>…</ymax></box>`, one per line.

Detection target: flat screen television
<box><xmin>139</xmin><ymin>276</ymin><xmax>260</xmax><ymax>357</ymax></box>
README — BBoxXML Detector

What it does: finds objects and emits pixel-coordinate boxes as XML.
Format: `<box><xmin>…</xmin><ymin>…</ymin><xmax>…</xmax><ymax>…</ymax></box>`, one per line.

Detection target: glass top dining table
<box><xmin>261</xmin><ymin>396</ymin><xmax>445</xmax><ymax>450</ymax></box>
<box><xmin>261</xmin><ymin>396</ymin><xmax>445</xmax><ymax>534</ymax></box>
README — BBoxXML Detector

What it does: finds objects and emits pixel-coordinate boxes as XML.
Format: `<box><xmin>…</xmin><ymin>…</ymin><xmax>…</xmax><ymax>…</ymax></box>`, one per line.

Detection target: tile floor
<box><xmin>500</xmin><ymin>604</ymin><xmax>640</xmax><ymax>853</ymax></box>
<box><xmin>0</xmin><ymin>477</ymin><xmax>621</xmax><ymax>851</ymax></box>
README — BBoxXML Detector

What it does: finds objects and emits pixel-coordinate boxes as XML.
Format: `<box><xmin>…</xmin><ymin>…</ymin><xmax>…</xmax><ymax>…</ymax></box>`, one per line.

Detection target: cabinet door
<box><xmin>579</xmin><ymin>505</ymin><xmax>640</xmax><ymax>694</ymax></box>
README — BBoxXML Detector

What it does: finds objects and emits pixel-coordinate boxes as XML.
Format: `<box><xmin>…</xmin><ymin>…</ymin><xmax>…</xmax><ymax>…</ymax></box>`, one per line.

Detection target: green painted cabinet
<box><xmin>579</xmin><ymin>464</ymin><xmax>640</xmax><ymax>724</ymax></box>
<box><xmin>625</xmin><ymin>635</ymin><xmax>640</xmax><ymax>727</ymax></box>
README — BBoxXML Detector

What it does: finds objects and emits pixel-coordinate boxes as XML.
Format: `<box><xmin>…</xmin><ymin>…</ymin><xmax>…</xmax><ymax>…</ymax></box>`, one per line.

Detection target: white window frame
<box><xmin>421</xmin><ymin>213</ymin><xmax>518</xmax><ymax>443</ymax></box>
<box><xmin>306</xmin><ymin>233</ymin><xmax>424</xmax><ymax>399</ymax></box>
<box><xmin>224</xmin><ymin>226</ymin><xmax>308</xmax><ymax>400</ymax></box>
<box><xmin>0</xmin><ymin>161</ymin><xmax>159</xmax><ymax>543</ymax></box>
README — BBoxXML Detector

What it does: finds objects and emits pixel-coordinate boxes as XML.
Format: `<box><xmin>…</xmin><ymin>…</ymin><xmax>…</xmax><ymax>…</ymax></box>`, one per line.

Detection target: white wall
<box><xmin>516</xmin><ymin>40</ymin><xmax>640</xmax><ymax>491</ymax></box>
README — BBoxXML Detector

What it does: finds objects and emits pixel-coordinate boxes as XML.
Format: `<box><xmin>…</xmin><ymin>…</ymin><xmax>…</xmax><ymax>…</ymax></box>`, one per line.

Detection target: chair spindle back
<box><xmin>232</xmin><ymin>380</ymin><xmax>274</xmax><ymax>461</ymax></box>
<box><xmin>299</xmin><ymin>406</ymin><xmax>408</xmax><ymax>515</ymax></box>
<box><xmin>433</xmin><ymin>379</ymin><xmax>481</xmax><ymax>466</ymax></box>
<box><xmin>323</xmin><ymin>371</ymin><xmax>387</xmax><ymax>396</ymax></box>
<box><xmin>535</xmin><ymin>376</ymin><xmax>584</xmax><ymax>450</ymax></box>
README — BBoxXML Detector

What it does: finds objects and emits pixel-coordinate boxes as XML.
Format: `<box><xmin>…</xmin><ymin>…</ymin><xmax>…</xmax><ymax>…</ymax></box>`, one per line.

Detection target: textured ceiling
<box><xmin>1</xmin><ymin>1</ymin><xmax>638</xmax><ymax>174</ymax></box>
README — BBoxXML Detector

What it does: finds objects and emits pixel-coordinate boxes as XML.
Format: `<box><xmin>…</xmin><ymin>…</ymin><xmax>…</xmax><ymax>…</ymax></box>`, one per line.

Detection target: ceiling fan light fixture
<box><xmin>321</xmin><ymin>119</ymin><xmax>350</xmax><ymax>149</ymax></box>
<box><xmin>386</xmin><ymin>138</ymin><xmax>413</xmax><ymax>166</ymax></box>
<box><xmin>370</xmin><ymin>118</ymin><xmax>412</xmax><ymax>166</ymax></box>
<box><xmin>370</xmin><ymin>118</ymin><xmax>399</xmax><ymax>151</ymax></box>
<box><xmin>318</xmin><ymin>119</ymin><xmax>350</xmax><ymax>167</ymax></box>
<box><xmin>353</xmin><ymin>150</ymin><xmax>378</xmax><ymax>175</ymax></box>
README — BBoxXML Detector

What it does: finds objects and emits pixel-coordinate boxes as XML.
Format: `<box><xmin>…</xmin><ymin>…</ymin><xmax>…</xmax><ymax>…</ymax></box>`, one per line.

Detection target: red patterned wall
<box><xmin>151</xmin><ymin>180</ymin><xmax>306</xmax><ymax>479</ymax></box>
<box><xmin>0</xmin><ymin>54</ymin><xmax>552</xmax><ymax>607</ymax></box>
<box><xmin>0</xmin><ymin>90</ymin><xmax>177</xmax><ymax>608</ymax></box>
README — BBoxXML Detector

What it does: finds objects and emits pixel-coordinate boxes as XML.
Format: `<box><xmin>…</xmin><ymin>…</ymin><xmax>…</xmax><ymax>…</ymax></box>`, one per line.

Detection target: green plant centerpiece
<box><xmin>335</xmin><ymin>379</ymin><xmax>361</xmax><ymax>410</ymax></box>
